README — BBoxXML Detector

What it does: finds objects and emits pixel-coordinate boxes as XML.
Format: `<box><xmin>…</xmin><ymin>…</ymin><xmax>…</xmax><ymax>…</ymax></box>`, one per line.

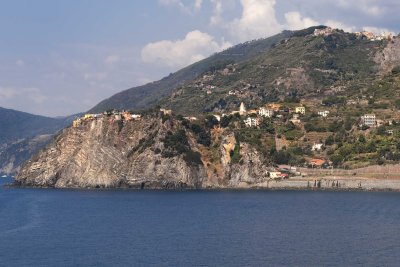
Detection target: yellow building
<box><xmin>295</xmin><ymin>106</ymin><xmax>306</xmax><ymax>115</ymax></box>
<box><xmin>72</xmin><ymin>119</ymin><xmax>81</xmax><ymax>128</ymax></box>
<box><xmin>84</xmin><ymin>114</ymin><xmax>94</xmax><ymax>119</ymax></box>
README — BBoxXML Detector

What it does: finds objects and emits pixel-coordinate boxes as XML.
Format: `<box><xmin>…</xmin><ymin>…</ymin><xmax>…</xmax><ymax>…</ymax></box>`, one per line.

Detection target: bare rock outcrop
<box><xmin>375</xmin><ymin>37</ymin><xmax>400</xmax><ymax>75</ymax></box>
<box><xmin>16</xmin><ymin>116</ymin><xmax>207</xmax><ymax>188</ymax></box>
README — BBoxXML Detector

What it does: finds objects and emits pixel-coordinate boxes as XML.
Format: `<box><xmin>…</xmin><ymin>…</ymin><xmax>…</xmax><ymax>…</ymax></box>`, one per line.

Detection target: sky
<box><xmin>0</xmin><ymin>0</ymin><xmax>399</xmax><ymax>117</ymax></box>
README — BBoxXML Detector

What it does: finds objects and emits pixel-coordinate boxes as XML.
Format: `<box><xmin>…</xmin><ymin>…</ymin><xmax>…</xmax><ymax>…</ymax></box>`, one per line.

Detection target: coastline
<box><xmin>7</xmin><ymin>176</ymin><xmax>400</xmax><ymax>192</ymax></box>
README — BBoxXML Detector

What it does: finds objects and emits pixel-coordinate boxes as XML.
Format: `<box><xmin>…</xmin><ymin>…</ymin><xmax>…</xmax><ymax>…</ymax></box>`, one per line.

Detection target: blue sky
<box><xmin>0</xmin><ymin>0</ymin><xmax>399</xmax><ymax>116</ymax></box>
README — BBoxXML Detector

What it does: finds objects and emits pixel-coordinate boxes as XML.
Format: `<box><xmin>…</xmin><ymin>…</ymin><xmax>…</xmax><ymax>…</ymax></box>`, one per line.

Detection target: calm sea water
<box><xmin>1</xmin><ymin>177</ymin><xmax>400</xmax><ymax>266</ymax></box>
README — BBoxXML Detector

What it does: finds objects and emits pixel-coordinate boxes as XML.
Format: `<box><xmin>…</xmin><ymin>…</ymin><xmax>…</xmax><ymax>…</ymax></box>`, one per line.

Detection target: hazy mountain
<box><xmin>0</xmin><ymin>107</ymin><xmax>79</xmax><ymax>174</ymax></box>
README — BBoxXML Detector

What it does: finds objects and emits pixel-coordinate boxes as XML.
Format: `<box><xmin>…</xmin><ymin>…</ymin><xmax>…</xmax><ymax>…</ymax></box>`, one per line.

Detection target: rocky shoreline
<box><xmin>7</xmin><ymin>177</ymin><xmax>400</xmax><ymax>192</ymax></box>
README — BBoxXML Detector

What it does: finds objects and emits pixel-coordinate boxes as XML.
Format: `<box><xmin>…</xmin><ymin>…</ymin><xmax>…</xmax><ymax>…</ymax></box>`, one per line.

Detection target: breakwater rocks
<box><xmin>245</xmin><ymin>178</ymin><xmax>400</xmax><ymax>191</ymax></box>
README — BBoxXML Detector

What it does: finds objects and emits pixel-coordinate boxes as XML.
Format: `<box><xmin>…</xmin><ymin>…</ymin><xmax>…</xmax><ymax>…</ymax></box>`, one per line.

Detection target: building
<box><xmin>228</xmin><ymin>90</ymin><xmax>237</xmax><ymax>96</ymax></box>
<box><xmin>72</xmin><ymin>118</ymin><xmax>82</xmax><ymax>128</ymax></box>
<box><xmin>295</xmin><ymin>106</ymin><xmax>306</xmax><ymax>115</ymax></box>
<box><xmin>309</xmin><ymin>159</ymin><xmax>326</xmax><ymax>168</ymax></box>
<box><xmin>131</xmin><ymin>114</ymin><xmax>142</xmax><ymax>120</ymax></box>
<box><xmin>184</xmin><ymin>116</ymin><xmax>198</xmax><ymax>122</ymax></box>
<box><xmin>244</xmin><ymin>117</ymin><xmax>260</xmax><ymax>128</ymax></box>
<box><xmin>269</xmin><ymin>171</ymin><xmax>282</xmax><ymax>179</ymax></box>
<box><xmin>318</xmin><ymin>111</ymin><xmax>330</xmax><ymax>117</ymax></box>
<box><xmin>361</xmin><ymin>114</ymin><xmax>376</xmax><ymax>127</ymax></box>
<box><xmin>312</xmin><ymin>143</ymin><xmax>324</xmax><ymax>152</ymax></box>
<box><xmin>258</xmin><ymin>107</ymin><xmax>274</xmax><ymax>118</ymax></box>
<box><xmin>160</xmin><ymin>109</ymin><xmax>172</xmax><ymax>115</ymax></box>
<box><xmin>84</xmin><ymin>114</ymin><xmax>94</xmax><ymax>120</ymax></box>
<box><xmin>314</xmin><ymin>27</ymin><xmax>334</xmax><ymax>37</ymax></box>
<box><xmin>239</xmin><ymin>102</ymin><xmax>247</xmax><ymax>116</ymax></box>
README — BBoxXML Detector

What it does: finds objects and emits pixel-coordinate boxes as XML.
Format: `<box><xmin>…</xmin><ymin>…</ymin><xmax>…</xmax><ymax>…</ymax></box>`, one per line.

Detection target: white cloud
<box><xmin>210</xmin><ymin>0</ymin><xmax>223</xmax><ymax>26</ymax></box>
<box><xmin>284</xmin><ymin>12</ymin><xmax>319</xmax><ymax>30</ymax></box>
<box><xmin>194</xmin><ymin>0</ymin><xmax>203</xmax><ymax>10</ymax></box>
<box><xmin>229</xmin><ymin>0</ymin><xmax>282</xmax><ymax>42</ymax></box>
<box><xmin>336</xmin><ymin>0</ymin><xmax>384</xmax><ymax>16</ymax></box>
<box><xmin>141</xmin><ymin>30</ymin><xmax>231</xmax><ymax>68</ymax></box>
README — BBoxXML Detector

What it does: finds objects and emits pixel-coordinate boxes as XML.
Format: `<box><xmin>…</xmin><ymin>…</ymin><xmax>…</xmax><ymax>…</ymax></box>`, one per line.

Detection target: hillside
<box><xmin>0</xmin><ymin>107</ymin><xmax>72</xmax><ymax>144</ymax></box>
<box><xmin>0</xmin><ymin>107</ymin><xmax>78</xmax><ymax>174</ymax></box>
<box><xmin>154</xmin><ymin>26</ymin><xmax>400</xmax><ymax>169</ymax></box>
<box><xmin>89</xmin><ymin>31</ymin><xmax>293</xmax><ymax>113</ymax></box>
<box><xmin>161</xmin><ymin>27</ymin><xmax>398</xmax><ymax>115</ymax></box>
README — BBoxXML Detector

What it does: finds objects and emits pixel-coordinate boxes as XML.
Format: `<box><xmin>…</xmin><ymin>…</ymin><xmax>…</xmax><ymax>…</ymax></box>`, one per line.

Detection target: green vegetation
<box><xmin>161</xmin><ymin>129</ymin><xmax>202</xmax><ymax>166</ymax></box>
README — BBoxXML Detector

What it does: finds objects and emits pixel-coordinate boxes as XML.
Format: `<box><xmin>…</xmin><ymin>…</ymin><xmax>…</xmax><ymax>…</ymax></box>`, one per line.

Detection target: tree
<box><xmin>205</xmin><ymin>115</ymin><xmax>219</xmax><ymax>129</ymax></box>
<box><xmin>220</xmin><ymin>116</ymin><xmax>232</xmax><ymax>128</ymax></box>
<box><xmin>330</xmin><ymin>154</ymin><xmax>344</xmax><ymax>167</ymax></box>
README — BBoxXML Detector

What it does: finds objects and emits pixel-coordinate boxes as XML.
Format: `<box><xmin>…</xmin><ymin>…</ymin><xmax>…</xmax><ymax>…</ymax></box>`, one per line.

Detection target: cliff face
<box><xmin>15</xmin><ymin>115</ymin><xmax>271</xmax><ymax>189</ymax></box>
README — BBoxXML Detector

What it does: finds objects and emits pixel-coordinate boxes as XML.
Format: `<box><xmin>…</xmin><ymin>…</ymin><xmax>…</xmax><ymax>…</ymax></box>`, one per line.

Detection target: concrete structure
<box><xmin>269</xmin><ymin>172</ymin><xmax>282</xmax><ymax>179</ymax></box>
<box><xmin>318</xmin><ymin>111</ymin><xmax>330</xmax><ymax>117</ymax></box>
<box><xmin>312</xmin><ymin>143</ymin><xmax>324</xmax><ymax>152</ymax></box>
<box><xmin>84</xmin><ymin>114</ymin><xmax>94</xmax><ymax>119</ymax></box>
<box><xmin>184</xmin><ymin>116</ymin><xmax>198</xmax><ymax>122</ymax></box>
<box><xmin>160</xmin><ymin>109</ymin><xmax>172</xmax><ymax>115</ymax></box>
<box><xmin>239</xmin><ymin>102</ymin><xmax>247</xmax><ymax>116</ymax></box>
<box><xmin>72</xmin><ymin>118</ymin><xmax>82</xmax><ymax>128</ymax></box>
<box><xmin>361</xmin><ymin>114</ymin><xmax>376</xmax><ymax>127</ymax></box>
<box><xmin>258</xmin><ymin>107</ymin><xmax>274</xmax><ymax>118</ymax></box>
<box><xmin>131</xmin><ymin>114</ymin><xmax>142</xmax><ymax>120</ymax></box>
<box><xmin>295</xmin><ymin>106</ymin><xmax>306</xmax><ymax>115</ymax></box>
<box><xmin>314</xmin><ymin>27</ymin><xmax>334</xmax><ymax>37</ymax></box>
<box><xmin>244</xmin><ymin>117</ymin><xmax>260</xmax><ymax>128</ymax></box>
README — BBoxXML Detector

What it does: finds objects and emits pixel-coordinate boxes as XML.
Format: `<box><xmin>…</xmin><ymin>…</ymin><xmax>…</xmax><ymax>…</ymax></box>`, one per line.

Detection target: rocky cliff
<box><xmin>15</xmin><ymin>113</ymin><xmax>271</xmax><ymax>189</ymax></box>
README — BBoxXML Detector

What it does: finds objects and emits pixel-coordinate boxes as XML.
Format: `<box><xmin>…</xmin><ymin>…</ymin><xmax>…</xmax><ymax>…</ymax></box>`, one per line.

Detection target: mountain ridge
<box><xmin>89</xmin><ymin>30</ymin><xmax>293</xmax><ymax>113</ymax></box>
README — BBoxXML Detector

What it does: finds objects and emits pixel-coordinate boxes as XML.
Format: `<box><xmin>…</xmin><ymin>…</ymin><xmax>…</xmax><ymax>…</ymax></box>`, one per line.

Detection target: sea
<box><xmin>1</xmin><ymin>176</ymin><xmax>400</xmax><ymax>266</ymax></box>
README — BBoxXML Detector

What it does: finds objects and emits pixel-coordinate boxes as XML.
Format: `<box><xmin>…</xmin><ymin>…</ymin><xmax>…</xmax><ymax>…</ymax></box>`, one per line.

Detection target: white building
<box><xmin>312</xmin><ymin>143</ymin><xmax>324</xmax><ymax>152</ymax></box>
<box><xmin>361</xmin><ymin>114</ymin><xmax>376</xmax><ymax>127</ymax></box>
<box><xmin>269</xmin><ymin>171</ymin><xmax>282</xmax><ymax>179</ymax></box>
<box><xmin>131</xmin><ymin>114</ymin><xmax>142</xmax><ymax>120</ymax></box>
<box><xmin>244</xmin><ymin>117</ymin><xmax>260</xmax><ymax>128</ymax></box>
<box><xmin>314</xmin><ymin>27</ymin><xmax>334</xmax><ymax>37</ymax></box>
<box><xmin>258</xmin><ymin>107</ymin><xmax>274</xmax><ymax>118</ymax></box>
<box><xmin>318</xmin><ymin>111</ymin><xmax>330</xmax><ymax>117</ymax></box>
<box><xmin>160</xmin><ymin>109</ymin><xmax>172</xmax><ymax>115</ymax></box>
<box><xmin>184</xmin><ymin>116</ymin><xmax>198</xmax><ymax>122</ymax></box>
